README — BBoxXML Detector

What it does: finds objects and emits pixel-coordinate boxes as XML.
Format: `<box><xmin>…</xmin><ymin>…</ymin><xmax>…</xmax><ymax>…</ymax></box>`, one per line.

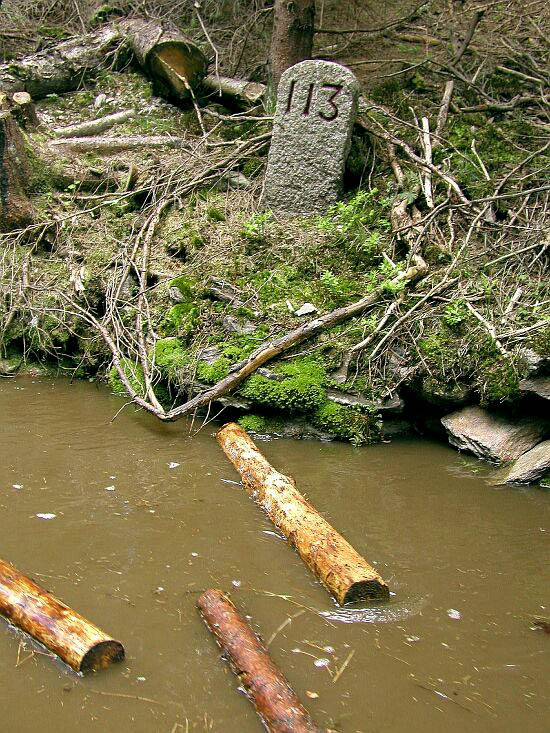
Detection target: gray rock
<box><xmin>490</xmin><ymin>440</ymin><xmax>550</xmax><ymax>484</ymax></box>
<box><xmin>519</xmin><ymin>376</ymin><xmax>550</xmax><ymax>401</ymax></box>
<box><xmin>222</xmin><ymin>314</ymin><xmax>256</xmax><ymax>335</ymax></box>
<box><xmin>0</xmin><ymin>357</ymin><xmax>21</xmax><ymax>375</ymax></box>
<box><xmin>326</xmin><ymin>389</ymin><xmax>404</xmax><ymax>413</ymax></box>
<box><xmin>518</xmin><ymin>347</ymin><xmax>548</xmax><ymax>376</ymax></box>
<box><xmin>419</xmin><ymin>377</ymin><xmax>473</xmax><ymax>410</ymax></box>
<box><xmin>208</xmin><ymin>278</ymin><xmax>246</xmax><ymax>309</ymax></box>
<box><xmin>264</xmin><ymin>60</ymin><xmax>359</xmax><ymax>215</ymax></box>
<box><xmin>197</xmin><ymin>346</ymin><xmax>221</xmax><ymax>364</ymax></box>
<box><xmin>294</xmin><ymin>302</ymin><xmax>317</xmax><ymax>316</ymax></box>
<box><xmin>441</xmin><ymin>405</ymin><xmax>549</xmax><ymax>462</ymax></box>
<box><xmin>169</xmin><ymin>286</ymin><xmax>185</xmax><ymax>303</ymax></box>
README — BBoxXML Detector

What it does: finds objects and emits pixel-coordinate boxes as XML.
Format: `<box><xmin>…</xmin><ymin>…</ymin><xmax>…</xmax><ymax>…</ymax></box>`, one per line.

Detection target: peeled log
<box><xmin>0</xmin><ymin>558</ymin><xmax>124</xmax><ymax>674</ymax></box>
<box><xmin>217</xmin><ymin>423</ymin><xmax>389</xmax><ymax>605</ymax></box>
<box><xmin>122</xmin><ymin>18</ymin><xmax>208</xmax><ymax>103</ymax></box>
<box><xmin>0</xmin><ymin>111</ymin><xmax>33</xmax><ymax>231</ymax></box>
<box><xmin>198</xmin><ymin>589</ymin><xmax>322</xmax><ymax>733</ymax></box>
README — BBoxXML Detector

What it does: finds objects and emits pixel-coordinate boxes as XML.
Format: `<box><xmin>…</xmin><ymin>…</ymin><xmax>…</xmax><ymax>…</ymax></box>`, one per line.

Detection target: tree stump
<box><xmin>121</xmin><ymin>19</ymin><xmax>208</xmax><ymax>104</ymax></box>
<box><xmin>0</xmin><ymin>111</ymin><xmax>33</xmax><ymax>231</ymax></box>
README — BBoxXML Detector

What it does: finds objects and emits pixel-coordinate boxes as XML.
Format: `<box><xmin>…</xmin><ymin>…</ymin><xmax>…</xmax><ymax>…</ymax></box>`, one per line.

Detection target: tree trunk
<box><xmin>0</xmin><ymin>558</ymin><xmax>124</xmax><ymax>674</ymax></box>
<box><xmin>198</xmin><ymin>589</ymin><xmax>323</xmax><ymax>733</ymax></box>
<box><xmin>216</xmin><ymin>423</ymin><xmax>390</xmax><ymax>605</ymax></box>
<box><xmin>270</xmin><ymin>0</ymin><xmax>316</xmax><ymax>91</ymax></box>
<box><xmin>121</xmin><ymin>18</ymin><xmax>208</xmax><ymax>104</ymax></box>
<box><xmin>0</xmin><ymin>111</ymin><xmax>33</xmax><ymax>231</ymax></box>
<box><xmin>0</xmin><ymin>26</ymin><xmax>127</xmax><ymax>99</ymax></box>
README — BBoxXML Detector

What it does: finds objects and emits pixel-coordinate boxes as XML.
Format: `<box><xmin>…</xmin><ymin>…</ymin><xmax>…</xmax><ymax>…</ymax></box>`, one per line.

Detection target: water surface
<box><xmin>1</xmin><ymin>378</ymin><xmax>548</xmax><ymax>732</ymax></box>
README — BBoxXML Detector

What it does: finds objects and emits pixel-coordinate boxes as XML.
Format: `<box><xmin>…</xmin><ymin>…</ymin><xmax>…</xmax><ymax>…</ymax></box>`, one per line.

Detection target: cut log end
<box><xmin>344</xmin><ymin>578</ymin><xmax>390</xmax><ymax>605</ymax></box>
<box><xmin>80</xmin><ymin>640</ymin><xmax>125</xmax><ymax>674</ymax></box>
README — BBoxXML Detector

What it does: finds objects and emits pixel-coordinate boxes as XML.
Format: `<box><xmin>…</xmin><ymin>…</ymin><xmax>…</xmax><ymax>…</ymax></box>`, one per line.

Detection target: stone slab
<box><xmin>441</xmin><ymin>405</ymin><xmax>549</xmax><ymax>462</ymax></box>
<box><xmin>490</xmin><ymin>440</ymin><xmax>550</xmax><ymax>484</ymax></box>
<box><xmin>519</xmin><ymin>376</ymin><xmax>550</xmax><ymax>401</ymax></box>
<box><xmin>264</xmin><ymin>60</ymin><xmax>359</xmax><ymax>215</ymax></box>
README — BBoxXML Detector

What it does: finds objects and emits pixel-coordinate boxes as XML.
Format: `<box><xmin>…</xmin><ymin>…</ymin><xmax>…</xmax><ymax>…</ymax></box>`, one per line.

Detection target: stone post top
<box><xmin>264</xmin><ymin>59</ymin><xmax>360</xmax><ymax>216</ymax></box>
<box><xmin>279</xmin><ymin>59</ymin><xmax>359</xmax><ymax>85</ymax></box>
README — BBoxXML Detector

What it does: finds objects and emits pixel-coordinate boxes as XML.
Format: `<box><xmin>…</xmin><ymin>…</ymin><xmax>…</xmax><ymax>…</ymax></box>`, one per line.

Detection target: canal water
<box><xmin>0</xmin><ymin>377</ymin><xmax>548</xmax><ymax>732</ymax></box>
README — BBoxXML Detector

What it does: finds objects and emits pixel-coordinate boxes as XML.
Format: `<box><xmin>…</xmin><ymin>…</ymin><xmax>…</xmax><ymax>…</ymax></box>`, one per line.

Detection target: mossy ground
<box><xmin>1</xmin><ymin>14</ymin><xmax>549</xmax><ymax>442</ymax></box>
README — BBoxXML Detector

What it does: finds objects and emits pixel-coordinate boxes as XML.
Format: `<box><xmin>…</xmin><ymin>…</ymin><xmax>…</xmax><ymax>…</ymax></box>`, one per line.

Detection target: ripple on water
<box><xmin>319</xmin><ymin>593</ymin><xmax>428</xmax><ymax>624</ymax></box>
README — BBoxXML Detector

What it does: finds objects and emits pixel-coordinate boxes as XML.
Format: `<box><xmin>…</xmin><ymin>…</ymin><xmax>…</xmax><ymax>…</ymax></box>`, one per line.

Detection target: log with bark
<box><xmin>121</xmin><ymin>18</ymin><xmax>208</xmax><ymax>104</ymax></box>
<box><xmin>201</xmin><ymin>75</ymin><xmax>266</xmax><ymax>107</ymax></box>
<box><xmin>217</xmin><ymin>423</ymin><xmax>390</xmax><ymax>604</ymax></box>
<box><xmin>49</xmin><ymin>135</ymin><xmax>188</xmax><ymax>154</ymax></box>
<box><xmin>53</xmin><ymin>109</ymin><xmax>135</xmax><ymax>138</ymax></box>
<box><xmin>0</xmin><ymin>111</ymin><xmax>33</xmax><ymax>231</ymax></box>
<box><xmin>198</xmin><ymin>589</ymin><xmax>323</xmax><ymax>733</ymax></box>
<box><xmin>0</xmin><ymin>558</ymin><xmax>124</xmax><ymax>673</ymax></box>
<box><xmin>0</xmin><ymin>26</ymin><xmax>127</xmax><ymax>99</ymax></box>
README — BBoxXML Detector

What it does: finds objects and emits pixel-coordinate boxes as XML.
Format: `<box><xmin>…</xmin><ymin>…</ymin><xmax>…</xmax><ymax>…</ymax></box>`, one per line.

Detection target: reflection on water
<box><xmin>1</xmin><ymin>377</ymin><xmax>549</xmax><ymax>733</ymax></box>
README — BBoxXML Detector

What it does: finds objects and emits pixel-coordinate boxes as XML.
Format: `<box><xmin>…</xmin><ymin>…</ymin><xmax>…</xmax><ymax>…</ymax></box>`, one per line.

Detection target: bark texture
<box><xmin>0</xmin><ymin>558</ymin><xmax>125</xmax><ymax>673</ymax></box>
<box><xmin>0</xmin><ymin>26</ymin><xmax>126</xmax><ymax>99</ymax></box>
<box><xmin>201</xmin><ymin>75</ymin><xmax>266</xmax><ymax>107</ymax></box>
<box><xmin>0</xmin><ymin>111</ymin><xmax>33</xmax><ymax>231</ymax></box>
<box><xmin>217</xmin><ymin>423</ymin><xmax>390</xmax><ymax>604</ymax></box>
<box><xmin>270</xmin><ymin>0</ymin><xmax>316</xmax><ymax>90</ymax></box>
<box><xmin>121</xmin><ymin>18</ymin><xmax>208</xmax><ymax>103</ymax></box>
<box><xmin>198</xmin><ymin>589</ymin><xmax>322</xmax><ymax>733</ymax></box>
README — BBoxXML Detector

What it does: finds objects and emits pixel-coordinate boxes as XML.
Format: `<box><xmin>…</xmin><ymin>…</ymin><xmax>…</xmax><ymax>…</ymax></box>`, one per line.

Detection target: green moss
<box><xmin>240</xmin><ymin>358</ymin><xmax>327</xmax><ymax>414</ymax></box>
<box><xmin>311</xmin><ymin>401</ymin><xmax>380</xmax><ymax>446</ymax></box>
<box><xmin>529</xmin><ymin>327</ymin><xmax>550</xmax><ymax>358</ymax></box>
<box><xmin>163</xmin><ymin>303</ymin><xmax>197</xmax><ymax>337</ymax></box>
<box><xmin>238</xmin><ymin>414</ymin><xmax>268</xmax><ymax>433</ymax></box>
<box><xmin>169</xmin><ymin>276</ymin><xmax>195</xmax><ymax>300</ymax></box>
<box><xmin>108</xmin><ymin>359</ymin><xmax>146</xmax><ymax>397</ymax></box>
<box><xmin>154</xmin><ymin>337</ymin><xmax>190</xmax><ymax>378</ymax></box>
<box><xmin>477</xmin><ymin>354</ymin><xmax>521</xmax><ymax>405</ymax></box>
<box><xmin>197</xmin><ymin>356</ymin><xmax>231</xmax><ymax>384</ymax></box>
<box><xmin>206</xmin><ymin>206</ymin><xmax>226</xmax><ymax>222</ymax></box>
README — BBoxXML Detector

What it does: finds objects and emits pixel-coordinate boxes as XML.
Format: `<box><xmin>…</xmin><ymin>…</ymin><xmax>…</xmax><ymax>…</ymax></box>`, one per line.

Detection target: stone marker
<box><xmin>264</xmin><ymin>60</ymin><xmax>359</xmax><ymax>215</ymax></box>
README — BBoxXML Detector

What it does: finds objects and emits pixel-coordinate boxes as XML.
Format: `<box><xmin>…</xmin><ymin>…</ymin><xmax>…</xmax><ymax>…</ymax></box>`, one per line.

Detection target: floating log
<box><xmin>121</xmin><ymin>18</ymin><xmax>208</xmax><ymax>103</ymax></box>
<box><xmin>0</xmin><ymin>111</ymin><xmax>34</xmax><ymax>231</ymax></box>
<box><xmin>0</xmin><ymin>558</ymin><xmax>124</xmax><ymax>673</ymax></box>
<box><xmin>198</xmin><ymin>589</ymin><xmax>322</xmax><ymax>733</ymax></box>
<box><xmin>217</xmin><ymin>423</ymin><xmax>390</xmax><ymax>604</ymax></box>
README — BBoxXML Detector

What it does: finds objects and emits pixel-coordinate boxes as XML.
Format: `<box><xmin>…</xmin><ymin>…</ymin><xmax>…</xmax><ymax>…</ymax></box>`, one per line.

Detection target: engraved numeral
<box><xmin>284</xmin><ymin>80</ymin><xmax>343</xmax><ymax>121</ymax></box>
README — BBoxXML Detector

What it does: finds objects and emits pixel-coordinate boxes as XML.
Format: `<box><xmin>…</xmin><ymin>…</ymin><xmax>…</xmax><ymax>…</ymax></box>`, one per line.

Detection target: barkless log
<box><xmin>217</xmin><ymin>423</ymin><xmax>390</xmax><ymax>604</ymax></box>
<box><xmin>0</xmin><ymin>558</ymin><xmax>124</xmax><ymax>673</ymax></box>
<box><xmin>198</xmin><ymin>589</ymin><xmax>322</xmax><ymax>733</ymax></box>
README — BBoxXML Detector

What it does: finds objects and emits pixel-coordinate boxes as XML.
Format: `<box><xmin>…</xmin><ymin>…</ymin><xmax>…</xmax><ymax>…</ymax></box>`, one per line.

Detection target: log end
<box><xmin>343</xmin><ymin>578</ymin><xmax>390</xmax><ymax>605</ymax></box>
<box><xmin>79</xmin><ymin>640</ymin><xmax>125</xmax><ymax>674</ymax></box>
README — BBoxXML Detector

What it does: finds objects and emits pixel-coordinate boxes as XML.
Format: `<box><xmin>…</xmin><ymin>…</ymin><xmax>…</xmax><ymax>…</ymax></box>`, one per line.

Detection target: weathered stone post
<box><xmin>264</xmin><ymin>60</ymin><xmax>359</xmax><ymax>215</ymax></box>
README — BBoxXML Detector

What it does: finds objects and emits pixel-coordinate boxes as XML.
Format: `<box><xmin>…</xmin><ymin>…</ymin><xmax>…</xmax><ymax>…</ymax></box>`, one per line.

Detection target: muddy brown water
<box><xmin>1</xmin><ymin>377</ymin><xmax>548</xmax><ymax>732</ymax></box>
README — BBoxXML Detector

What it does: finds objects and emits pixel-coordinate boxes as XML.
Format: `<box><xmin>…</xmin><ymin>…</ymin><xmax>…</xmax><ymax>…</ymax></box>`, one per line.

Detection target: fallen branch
<box><xmin>53</xmin><ymin>109</ymin><xmax>135</xmax><ymax>138</ymax></box>
<box><xmin>162</xmin><ymin>256</ymin><xmax>428</xmax><ymax>420</ymax></box>
<box><xmin>49</xmin><ymin>135</ymin><xmax>188</xmax><ymax>153</ymax></box>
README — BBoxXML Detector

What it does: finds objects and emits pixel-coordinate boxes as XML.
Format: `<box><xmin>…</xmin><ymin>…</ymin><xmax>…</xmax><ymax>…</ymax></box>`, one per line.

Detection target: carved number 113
<box><xmin>285</xmin><ymin>81</ymin><xmax>344</xmax><ymax>121</ymax></box>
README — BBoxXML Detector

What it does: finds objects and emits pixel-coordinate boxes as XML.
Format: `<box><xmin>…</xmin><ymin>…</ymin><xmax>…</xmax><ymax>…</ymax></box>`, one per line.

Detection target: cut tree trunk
<box><xmin>270</xmin><ymin>0</ymin><xmax>316</xmax><ymax>90</ymax></box>
<box><xmin>217</xmin><ymin>423</ymin><xmax>390</xmax><ymax>604</ymax></box>
<box><xmin>198</xmin><ymin>589</ymin><xmax>323</xmax><ymax>733</ymax></box>
<box><xmin>0</xmin><ymin>111</ymin><xmax>33</xmax><ymax>231</ymax></box>
<box><xmin>121</xmin><ymin>18</ymin><xmax>208</xmax><ymax>103</ymax></box>
<box><xmin>201</xmin><ymin>75</ymin><xmax>266</xmax><ymax>107</ymax></box>
<box><xmin>0</xmin><ymin>26</ymin><xmax>127</xmax><ymax>99</ymax></box>
<box><xmin>0</xmin><ymin>558</ymin><xmax>124</xmax><ymax>673</ymax></box>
